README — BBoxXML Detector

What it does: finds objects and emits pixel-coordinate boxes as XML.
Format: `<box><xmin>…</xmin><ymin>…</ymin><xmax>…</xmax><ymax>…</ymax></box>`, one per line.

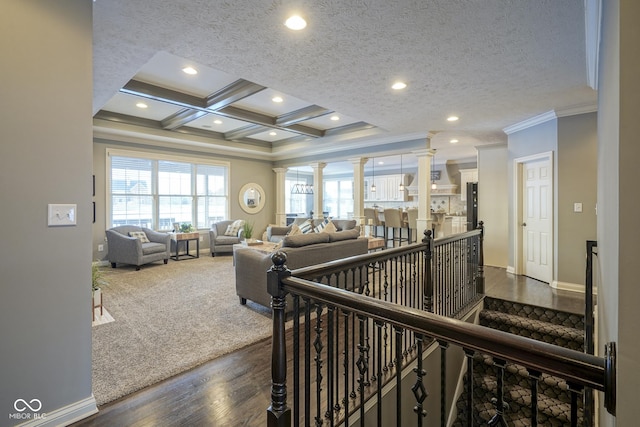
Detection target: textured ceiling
<box><xmin>93</xmin><ymin>0</ymin><xmax>596</xmax><ymax>164</ymax></box>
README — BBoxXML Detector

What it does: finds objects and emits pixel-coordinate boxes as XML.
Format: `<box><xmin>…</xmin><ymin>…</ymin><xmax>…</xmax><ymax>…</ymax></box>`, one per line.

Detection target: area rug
<box><xmin>92</xmin><ymin>255</ymin><xmax>273</xmax><ymax>406</ymax></box>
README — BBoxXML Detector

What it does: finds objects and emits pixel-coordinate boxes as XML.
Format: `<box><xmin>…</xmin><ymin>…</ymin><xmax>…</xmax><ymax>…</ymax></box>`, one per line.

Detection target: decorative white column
<box><xmin>349</xmin><ymin>157</ymin><xmax>368</xmax><ymax>228</ymax></box>
<box><xmin>272</xmin><ymin>167</ymin><xmax>288</xmax><ymax>226</ymax></box>
<box><xmin>413</xmin><ymin>143</ymin><xmax>436</xmax><ymax>240</ymax></box>
<box><xmin>310</xmin><ymin>162</ymin><xmax>326</xmax><ymax>220</ymax></box>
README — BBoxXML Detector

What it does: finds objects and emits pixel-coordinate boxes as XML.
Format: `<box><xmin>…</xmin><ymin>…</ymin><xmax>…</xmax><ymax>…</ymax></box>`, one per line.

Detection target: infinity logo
<box><xmin>14</xmin><ymin>399</ymin><xmax>42</xmax><ymax>412</ymax></box>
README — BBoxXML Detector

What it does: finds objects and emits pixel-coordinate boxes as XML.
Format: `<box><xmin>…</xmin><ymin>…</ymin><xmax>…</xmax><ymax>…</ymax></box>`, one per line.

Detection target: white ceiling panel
<box><xmin>183</xmin><ymin>113</ymin><xmax>250</xmax><ymax>133</ymax></box>
<box><xmin>232</xmin><ymin>88</ymin><xmax>314</xmax><ymax>117</ymax></box>
<box><xmin>101</xmin><ymin>93</ymin><xmax>184</xmax><ymax>121</ymax></box>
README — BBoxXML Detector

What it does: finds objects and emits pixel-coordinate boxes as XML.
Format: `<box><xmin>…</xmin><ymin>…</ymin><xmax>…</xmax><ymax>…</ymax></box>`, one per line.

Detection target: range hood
<box><xmin>406</xmin><ymin>164</ymin><xmax>458</xmax><ymax>196</ymax></box>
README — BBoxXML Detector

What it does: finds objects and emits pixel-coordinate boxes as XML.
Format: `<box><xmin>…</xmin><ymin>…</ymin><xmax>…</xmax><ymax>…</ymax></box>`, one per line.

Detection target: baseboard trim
<box><xmin>506</xmin><ymin>266</ymin><xmax>515</xmax><ymax>274</ymax></box>
<box><xmin>17</xmin><ymin>395</ymin><xmax>98</xmax><ymax>427</ymax></box>
<box><xmin>550</xmin><ymin>280</ymin><xmax>599</xmax><ymax>295</ymax></box>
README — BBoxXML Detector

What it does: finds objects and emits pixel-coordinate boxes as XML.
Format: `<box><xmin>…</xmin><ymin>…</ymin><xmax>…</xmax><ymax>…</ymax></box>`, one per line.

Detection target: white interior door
<box><xmin>522</xmin><ymin>158</ymin><xmax>552</xmax><ymax>283</ymax></box>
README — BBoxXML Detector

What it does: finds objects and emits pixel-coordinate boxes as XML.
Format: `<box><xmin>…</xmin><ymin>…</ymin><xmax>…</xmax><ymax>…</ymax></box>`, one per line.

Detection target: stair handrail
<box><xmin>266</xmin><ymin>255</ymin><xmax>616</xmax><ymax>425</ymax></box>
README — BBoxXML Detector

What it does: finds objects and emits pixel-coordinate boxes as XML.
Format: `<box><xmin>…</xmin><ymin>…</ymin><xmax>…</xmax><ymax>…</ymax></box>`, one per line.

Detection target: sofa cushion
<box><xmin>322</xmin><ymin>221</ymin><xmax>337</xmax><ymax>234</ymax></box>
<box><xmin>225</xmin><ymin>219</ymin><xmax>244</xmax><ymax>236</ymax></box>
<box><xmin>129</xmin><ymin>231</ymin><xmax>150</xmax><ymax>243</ymax></box>
<box><xmin>282</xmin><ymin>232</ymin><xmax>330</xmax><ymax>248</ymax></box>
<box><xmin>314</xmin><ymin>219</ymin><xmax>329</xmax><ymax>233</ymax></box>
<box><xmin>288</xmin><ymin>224</ymin><xmax>302</xmax><ymax>237</ymax></box>
<box><xmin>327</xmin><ymin>228</ymin><xmax>360</xmax><ymax>242</ymax></box>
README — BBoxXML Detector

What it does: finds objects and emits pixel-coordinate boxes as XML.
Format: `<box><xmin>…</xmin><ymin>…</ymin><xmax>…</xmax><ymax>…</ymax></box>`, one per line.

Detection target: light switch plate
<box><xmin>573</xmin><ymin>202</ymin><xmax>583</xmax><ymax>213</ymax></box>
<box><xmin>48</xmin><ymin>204</ymin><xmax>77</xmax><ymax>226</ymax></box>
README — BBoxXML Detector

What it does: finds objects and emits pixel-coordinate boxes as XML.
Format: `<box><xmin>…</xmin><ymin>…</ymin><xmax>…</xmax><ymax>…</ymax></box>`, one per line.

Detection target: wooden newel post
<box><xmin>267</xmin><ymin>251</ymin><xmax>292</xmax><ymax>427</ymax></box>
<box><xmin>476</xmin><ymin>220</ymin><xmax>485</xmax><ymax>294</ymax></box>
<box><xmin>422</xmin><ymin>229</ymin><xmax>434</xmax><ymax>312</ymax></box>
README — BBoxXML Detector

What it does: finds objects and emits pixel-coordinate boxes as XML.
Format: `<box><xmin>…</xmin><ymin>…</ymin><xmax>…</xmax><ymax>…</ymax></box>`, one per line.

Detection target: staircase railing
<box><xmin>265</xmin><ymin>230</ymin><xmax>616</xmax><ymax>426</ymax></box>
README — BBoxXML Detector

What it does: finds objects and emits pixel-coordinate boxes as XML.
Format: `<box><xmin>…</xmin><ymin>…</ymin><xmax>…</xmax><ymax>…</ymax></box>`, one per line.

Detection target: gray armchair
<box><xmin>106</xmin><ymin>225</ymin><xmax>171</xmax><ymax>270</ymax></box>
<box><xmin>209</xmin><ymin>220</ymin><xmax>245</xmax><ymax>256</ymax></box>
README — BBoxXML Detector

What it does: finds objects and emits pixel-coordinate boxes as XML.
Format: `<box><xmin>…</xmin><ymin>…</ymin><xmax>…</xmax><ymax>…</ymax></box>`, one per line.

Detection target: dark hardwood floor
<box><xmin>72</xmin><ymin>266</ymin><xmax>586</xmax><ymax>427</ymax></box>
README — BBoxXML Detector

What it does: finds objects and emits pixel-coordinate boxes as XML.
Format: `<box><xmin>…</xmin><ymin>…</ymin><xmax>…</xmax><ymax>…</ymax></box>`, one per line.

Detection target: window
<box><xmin>323</xmin><ymin>178</ymin><xmax>354</xmax><ymax>218</ymax></box>
<box><xmin>108</xmin><ymin>150</ymin><xmax>229</xmax><ymax>230</ymax></box>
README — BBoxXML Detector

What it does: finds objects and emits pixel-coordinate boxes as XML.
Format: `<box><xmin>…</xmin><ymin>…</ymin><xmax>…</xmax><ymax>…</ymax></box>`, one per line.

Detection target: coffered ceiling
<box><xmin>93</xmin><ymin>0</ymin><xmax>597</xmax><ymax>169</ymax></box>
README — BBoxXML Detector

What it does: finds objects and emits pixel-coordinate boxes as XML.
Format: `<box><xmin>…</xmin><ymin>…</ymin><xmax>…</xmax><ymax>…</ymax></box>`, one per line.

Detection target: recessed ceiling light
<box><xmin>285</xmin><ymin>15</ymin><xmax>307</xmax><ymax>30</ymax></box>
<box><xmin>269</xmin><ymin>131</ymin><xmax>277</xmax><ymax>136</ymax></box>
<box><xmin>447</xmin><ymin>116</ymin><xmax>459</xmax><ymax>122</ymax></box>
<box><xmin>391</xmin><ymin>82</ymin><xmax>407</xmax><ymax>90</ymax></box>
<box><xmin>136</xmin><ymin>102</ymin><xmax>148</xmax><ymax>109</ymax></box>
<box><xmin>378</xmin><ymin>161</ymin><xmax>384</xmax><ymax>165</ymax></box>
<box><xmin>330</xmin><ymin>115</ymin><xmax>340</xmax><ymax>121</ymax></box>
<box><xmin>450</xmin><ymin>139</ymin><xmax>459</xmax><ymax>143</ymax></box>
<box><xmin>272</xmin><ymin>96</ymin><xmax>283</xmax><ymax>103</ymax></box>
<box><xmin>213</xmin><ymin>119</ymin><xmax>223</xmax><ymax>125</ymax></box>
<box><xmin>182</xmin><ymin>66</ymin><xmax>198</xmax><ymax>75</ymax></box>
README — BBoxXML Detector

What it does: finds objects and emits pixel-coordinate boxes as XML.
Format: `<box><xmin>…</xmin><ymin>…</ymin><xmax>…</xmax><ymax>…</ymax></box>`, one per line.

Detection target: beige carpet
<box><xmin>92</xmin><ymin>255</ymin><xmax>273</xmax><ymax>406</ymax></box>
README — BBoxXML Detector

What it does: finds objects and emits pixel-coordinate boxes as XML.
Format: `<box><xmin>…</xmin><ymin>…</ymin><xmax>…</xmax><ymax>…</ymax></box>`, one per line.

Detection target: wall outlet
<box><xmin>98</xmin><ymin>244</ymin><xmax>104</xmax><ymax>252</ymax></box>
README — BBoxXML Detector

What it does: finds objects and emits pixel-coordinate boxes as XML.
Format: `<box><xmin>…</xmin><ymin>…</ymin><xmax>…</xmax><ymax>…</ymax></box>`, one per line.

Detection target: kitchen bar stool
<box><xmin>383</xmin><ymin>208</ymin><xmax>410</xmax><ymax>247</ymax></box>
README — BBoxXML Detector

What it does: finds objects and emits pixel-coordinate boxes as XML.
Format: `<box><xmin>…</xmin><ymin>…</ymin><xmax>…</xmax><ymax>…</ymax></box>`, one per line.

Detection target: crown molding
<box><xmin>503</xmin><ymin>103</ymin><xmax>598</xmax><ymax>135</ymax></box>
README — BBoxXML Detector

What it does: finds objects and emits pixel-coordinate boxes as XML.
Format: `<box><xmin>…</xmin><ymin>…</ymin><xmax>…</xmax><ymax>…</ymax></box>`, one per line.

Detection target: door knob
<box><xmin>522</xmin><ymin>222</ymin><xmax>527</xmax><ymax>227</ymax></box>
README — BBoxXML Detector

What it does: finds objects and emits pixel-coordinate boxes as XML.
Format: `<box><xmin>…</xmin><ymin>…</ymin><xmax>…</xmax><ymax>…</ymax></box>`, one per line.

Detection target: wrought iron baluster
<box><xmin>314</xmin><ymin>303</ymin><xmax>324</xmax><ymax>427</ymax></box>
<box><xmin>356</xmin><ymin>315</ymin><xmax>370</xmax><ymax>426</ymax></box>
<box><xmin>568</xmin><ymin>382</ymin><xmax>583</xmax><ymax>427</ymax></box>
<box><xmin>462</xmin><ymin>349</ymin><xmax>475</xmax><ymax>427</ymax></box>
<box><xmin>395</xmin><ymin>326</ymin><xmax>404</xmax><ymax>427</ymax></box>
<box><xmin>304</xmin><ymin>300</ymin><xmax>312</xmax><ymax>425</ymax></box>
<box><xmin>529</xmin><ymin>369</ymin><xmax>540</xmax><ymax>426</ymax></box>
<box><xmin>488</xmin><ymin>358</ymin><xmax>509</xmax><ymax>427</ymax></box>
<box><xmin>293</xmin><ymin>295</ymin><xmax>300</xmax><ymax>426</ymax></box>
<box><xmin>342</xmin><ymin>309</ymin><xmax>350</xmax><ymax>426</ymax></box>
<box><xmin>412</xmin><ymin>333</ymin><xmax>428</xmax><ymax>427</ymax></box>
<box><xmin>439</xmin><ymin>341</ymin><xmax>448</xmax><ymax>427</ymax></box>
<box><xmin>375</xmin><ymin>320</ymin><xmax>384</xmax><ymax>426</ymax></box>
<box><xmin>325</xmin><ymin>305</ymin><xmax>334</xmax><ymax>426</ymax></box>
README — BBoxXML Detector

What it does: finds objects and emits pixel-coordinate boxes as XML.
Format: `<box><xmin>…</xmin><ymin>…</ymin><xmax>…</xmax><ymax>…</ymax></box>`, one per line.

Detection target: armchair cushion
<box><xmin>224</xmin><ymin>219</ymin><xmax>244</xmax><ymax>236</ymax></box>
<box><xmin>210</xmin><ymin>220</ymin><xmax>245</xmax><ymax>256</ymax></box>
<box><xmin>128</xmin><ymin>230</ymin><xmax>150</xmax><ymax>243</ymax></box>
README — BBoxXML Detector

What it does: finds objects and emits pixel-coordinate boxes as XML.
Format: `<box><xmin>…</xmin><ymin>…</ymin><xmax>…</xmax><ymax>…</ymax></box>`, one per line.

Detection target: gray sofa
<box><xmin>235</xmin><ymin>228</ymin><xmax>367</xmax><ymax>309</ymax></box>
<box><xmin>266</xmin><ymin>218</ymin><xmax>357</xmax><ymax>243</ymax></box>
<box><xmin>106</xmin><ymin>225</ymin><xmax>171</xmax><ymax>270</ymax></box>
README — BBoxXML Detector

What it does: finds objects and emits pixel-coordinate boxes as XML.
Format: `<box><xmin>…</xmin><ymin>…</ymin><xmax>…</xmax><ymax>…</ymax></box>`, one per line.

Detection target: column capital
<box><xmin>348</xmin><ymin>157</ymin><xmax>369</xmax><ymax>166</ymax></box>
<box><xmin>272</xmin><ymin>167</ymin><xmax>288</xmax><ymax>174</ymax></box>
<box><xmin>412</xmin><ymin>148</ymin><xmax>437</xmax><ymax>158</ymax></box>
<box><xmin>309</xmin><ymin>162</ymin><xmax>326</xmax><ymax>170</ymax></box>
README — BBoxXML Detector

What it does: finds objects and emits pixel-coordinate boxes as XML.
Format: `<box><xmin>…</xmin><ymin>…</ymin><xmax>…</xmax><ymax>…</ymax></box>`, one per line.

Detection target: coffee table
<box><xmin>232</xmin><ymin>240</ymin><xmax>279</xmax><ymax>265</ymax></box>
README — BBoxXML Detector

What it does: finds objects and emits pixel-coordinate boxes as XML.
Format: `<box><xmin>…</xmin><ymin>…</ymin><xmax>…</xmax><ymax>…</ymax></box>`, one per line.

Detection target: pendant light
<box><xmin>291</xmin><ymin>168</ymin><xmax>314</xmax><ymax>195</ymax></box>
<box><xmin>398</xmin><ymin>154</ymin><xmax>405</xmax><ymax>191</ymax></box>
<box><xmin>371</xmin><ymin>158</ymin><xmax>376</xmax><ymax>193</ymax></box>
<box><xmin>431</xmin><ymin>151</ymin><xmax>437</xmax><ymax>190</ymax></box>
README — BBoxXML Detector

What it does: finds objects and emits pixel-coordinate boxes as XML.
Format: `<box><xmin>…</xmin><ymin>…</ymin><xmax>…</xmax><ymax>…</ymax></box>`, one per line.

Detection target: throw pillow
<box><xmin>314</xmin><ymin>219</ymin><xmax>330</xmax><ymax>233</ymax></box>
<box><xmin>323</xmin><ymin>220</ymin><xmax>337</xmax><ymax>233</ymax></box>
<box><xmin>224</xmin><ymin>219</ymin><xmax>244</xmax><ymax>236</ymax></box>
<box><xmin>298</xmin><ymin>219</ymin><xmax>314</xmax><ymax>234</ymax></box>
<box><xmin>129</xmin><ymin>231</ymin><xmax>150</xmax><ymax>243</ymax></box>
<box><xmin>288</xmin><ymin>224</ymin><xmax>302</xmax><ymax>237</ymax></box>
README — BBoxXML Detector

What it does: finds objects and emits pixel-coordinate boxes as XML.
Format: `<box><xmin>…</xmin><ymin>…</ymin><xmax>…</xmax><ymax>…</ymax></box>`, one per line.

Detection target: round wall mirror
<box><xmin>239</xmin><ymin>183</ymin><xmax>265</xmax><ymax>214</ymax></box>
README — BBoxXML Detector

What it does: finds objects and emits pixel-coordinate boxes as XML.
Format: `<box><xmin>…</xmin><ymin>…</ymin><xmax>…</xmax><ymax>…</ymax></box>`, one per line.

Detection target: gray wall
<box><xmin>598</xmin><ymin>0</ymin><xmax>640</xmax><ymax>425</ymax></box>
<box><xmin>478</xmin><ymin>144</ymin><xmax>508</xmax><ymax>268</ymax></box>
<box><xmin>92</xmin><ymin>139</ymin><xmax>276</xmax><ymax>259</ymax></box>
<box><xmin>557</xmin><ymin>113</ymin><xmax>597</xmax><ymax>285</ymax></box>
<box><xmin>0</xmin><ymin>1</ymin><xmax>95</xmax><ymax>425</ymax></box>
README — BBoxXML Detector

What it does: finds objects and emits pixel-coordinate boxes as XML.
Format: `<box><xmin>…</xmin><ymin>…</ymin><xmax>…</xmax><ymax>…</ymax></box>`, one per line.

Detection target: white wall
<box><xmin>0</xmin><ymin>1</ymin><xmax>96</xmax><ymax>425</ymax></box>
<box><xmin>477</xmin><ymin>144</ymin><xmax>508</xmax><ymax>267</ymax></box>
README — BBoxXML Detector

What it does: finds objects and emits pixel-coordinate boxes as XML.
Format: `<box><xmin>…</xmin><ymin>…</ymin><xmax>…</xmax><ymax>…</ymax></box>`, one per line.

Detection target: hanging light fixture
<box><xmin>399</xmin><ymin>154</ymin><xmax>405</xmax><ymax>191</ymax></box>
<box><xmin>291</xmin><ymin>168</ymin><xmax>314</xmax><ymax>195</ymax></box>
<box><xmin>431</xmin><ymin>151</ymin><xmax>437</xmax><ymax>190</ymax></box>
<box><xmin>371</xmin><ymin>158</ymin><xmax>376</xmax><ymax>192</ymax></box>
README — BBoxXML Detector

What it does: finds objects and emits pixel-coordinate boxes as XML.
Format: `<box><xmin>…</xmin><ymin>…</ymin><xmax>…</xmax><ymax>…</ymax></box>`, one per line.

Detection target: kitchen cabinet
<box><xmin>459</xmin><ymin>169</ymin><xmax>478</xmax><ymax>201</ymax></box>
<box><xmin>365</xmin><ymin>174</ymin><xmax>408</xmax><ymax>201</ymax></box>
<box><xmin>451</xmin><ymin>216</ymin><xmax>465</xmax><ymax>234</ymax></box>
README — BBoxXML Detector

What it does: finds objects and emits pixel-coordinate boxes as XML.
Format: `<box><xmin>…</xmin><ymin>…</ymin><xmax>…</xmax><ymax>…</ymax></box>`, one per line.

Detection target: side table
<box><xmin>171</xmin><ymin>232</ymin><xmax>200</xmax><ymax>260</ymax></box>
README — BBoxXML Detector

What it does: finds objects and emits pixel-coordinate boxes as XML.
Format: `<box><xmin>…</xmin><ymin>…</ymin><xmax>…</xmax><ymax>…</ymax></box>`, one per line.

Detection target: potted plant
<box><xmin>92</xmin><ymin>263</ymin><xmax>108</xmax><ymax>321</ymax></box>
<box><xmin>179</xmin><ymin>223</ymin><xmax>194</xmax><ymax>233</ymax></box>
<box><xmin>242</xmin><ymin>221</ymin><xmax>261</xmax><ymax>245</ymax></box>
